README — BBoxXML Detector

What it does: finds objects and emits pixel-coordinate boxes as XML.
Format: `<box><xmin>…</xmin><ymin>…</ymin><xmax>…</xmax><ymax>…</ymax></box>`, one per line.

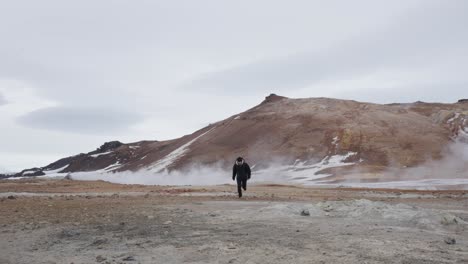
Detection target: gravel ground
<box><xmin>0</xmin><ymin>179</ymin><xmax>467</xmax><ymax>264</ymax></box>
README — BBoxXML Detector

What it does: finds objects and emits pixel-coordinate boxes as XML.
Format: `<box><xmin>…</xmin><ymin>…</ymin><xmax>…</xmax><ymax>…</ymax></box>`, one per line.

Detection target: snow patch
<box><xmin>90</xmin><ymin>151</ymin><xmax>113</xmax><ymax>158</ymax></box>
<box><xmin>148</xmin><ymin>128</ymin><xmax>215</xmax><ymax>173</ymax></box>
<box><xmin>234</xmin><ymin>116</ymin><xmax>241</xmax><ymax>120</ymax></box>
<box><xmin>332</xmin><ymin>136</ymin><xmax>339</xmax><ymax>145</ymax></box>
<box><xmin>254</xmin><ymin>152</ymin><xmax>358</xmax><ymax>184</ymax></box>
<box><xmin>21</xmin><ymin>170</ymin><xmax>37</xmax><ymax>176</ymax></box>
<box><xmin>447</xmin><ymin>112</ymin><xmax>460</xmax><ymax>123</ymax></box>
<box><xmin>43</xmin><ymin>164</ymin><xmax>70</xmax><ymax>177</ymax></box>
<box><xmin>102</xmin><ymin>161</ymin><xmax>122</xmax><ymax>172</ymax></box>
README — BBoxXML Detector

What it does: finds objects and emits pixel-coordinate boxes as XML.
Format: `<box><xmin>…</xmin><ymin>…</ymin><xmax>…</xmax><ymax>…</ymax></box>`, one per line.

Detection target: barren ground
<box><xmin>1</xmin><ymin>179</ymin><xmax>467</xmax><ymax>264</ymax></box>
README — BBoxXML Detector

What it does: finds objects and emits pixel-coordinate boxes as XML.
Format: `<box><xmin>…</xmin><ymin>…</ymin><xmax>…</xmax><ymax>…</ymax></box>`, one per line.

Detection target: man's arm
<box><xmin>246</xmin><ymin>163</ymin><xmax>251</xmax><ymax>179</ymax></box>
<box><xmin>232</xmin><ymin>164</ymin><xmax>237</xmax><ymax>181</ymax></box>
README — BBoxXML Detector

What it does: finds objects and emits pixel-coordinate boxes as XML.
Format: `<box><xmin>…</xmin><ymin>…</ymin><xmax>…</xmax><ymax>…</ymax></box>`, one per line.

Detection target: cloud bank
<box><xmin>17</xmin><ymin>106</ymin><xmax>144</xmax><ymax>134</ymax></box>
<box><xmin>0</xmin><ymin>92</ymin><xmax>6</xmax><ymax>106</ymax></box>
<box><xmin>1</xmin><ymin>0</ymin><xmax>468</xmax><ymax>170</ymax></box>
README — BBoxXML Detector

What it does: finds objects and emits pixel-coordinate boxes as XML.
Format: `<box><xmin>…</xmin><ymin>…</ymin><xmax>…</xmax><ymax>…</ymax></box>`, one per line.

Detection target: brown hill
<box><xmin>4</xmin><ymin>94</ymin><xmax>468</xmax><ymax>180</ymax></box>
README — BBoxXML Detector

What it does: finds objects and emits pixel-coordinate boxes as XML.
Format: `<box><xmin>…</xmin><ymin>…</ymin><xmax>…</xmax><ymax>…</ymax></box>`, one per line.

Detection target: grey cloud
<box><xmin>0</xmin><ymin>0</ymin><xmax>468</xmax><ymax>171</ymax></box>
<box><xmin>17</xmin><ymin>107</ymin><xmax>144</xmax><ymax>134</ymax></box>
<box><xmin>0</xmin><ymin>0</ymin><xmax>431</xmax><ymax>107</ymax></box>
<box><xmin>334</xmin><ymin>81</ymin><xmax>468</xmax><ymax>104</ymax></box>
<box><xmin>181</xmin><ymin>1</ymin><xmax>468</xmax><ymax>98</ymax></box>
<box><xmin>0</xmin><ymin>93</ymin><xmax>6</xmax><ymax>105</ymax></box>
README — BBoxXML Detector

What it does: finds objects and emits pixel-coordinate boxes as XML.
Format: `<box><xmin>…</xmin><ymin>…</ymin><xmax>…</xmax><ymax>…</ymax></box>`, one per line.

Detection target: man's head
<box><xmin>236</xmin><ymin>157</ymin><xmax>244</xmax><ymax>165</ymax></box>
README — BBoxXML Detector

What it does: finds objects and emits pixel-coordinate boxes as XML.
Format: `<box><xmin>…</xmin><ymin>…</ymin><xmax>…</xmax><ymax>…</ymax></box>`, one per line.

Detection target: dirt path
<box><xmin>1</xmin><ymin>179</ymin><xmax>467</xmax><ymax>263</ymax></box>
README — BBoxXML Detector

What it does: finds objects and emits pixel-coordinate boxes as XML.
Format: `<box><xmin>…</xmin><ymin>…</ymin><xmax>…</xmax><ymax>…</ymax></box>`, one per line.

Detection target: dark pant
<box><xmin>237</xmin><ymin>177</ymin><xmax>247</xmax><ymax>197</ymax></box>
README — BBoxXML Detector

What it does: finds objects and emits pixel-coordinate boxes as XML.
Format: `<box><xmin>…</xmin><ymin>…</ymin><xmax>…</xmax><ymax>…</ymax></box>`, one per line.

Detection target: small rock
<box><xmin>7</xmin><ymin>195</ymin><xmax>16</xmax><ymax>200</ymax></box>
<box><xmin>444</xmin><ymin>237</ymin><xmax>456</xmax><ymax>245</ymax></box>
<box><xmin>147</xmin><ymin>215</ymin><xmax>154</xmax><ymax>220</ymax></box>
<box><xmin>96</xmin><ymin>255</ymin><xmax>106</xmax><ymax>262</ymax></box>
<box><xmin>441</xmin><ymin>214</ymin><xmax>461</xmax><ymax>225</ymax></box>
<box><xmin>122</xmin><ymin>256</ymin><xmax>136</xmax><ymax>261</ymax></box>
<box><xmin>91</xmin><ymin>238</ymin><xmax>109</xmax><ymax>246</ymax></box>
<box><xmin>163</xmin><ymin>221</ymin><xmax>172</xmax><ymax>225</ymax></box>
<box><xmin>300</xmin><ymin>209</ymin><xmax>310</xmax><ymax>216</ymax></box>
<box><xmin>60</xmin><ymin>229</ymin><xmax>81</xmax><ymax>238</ymax></box>
<box><xmin>227</xmin><ymin>243</ymin><xmax>237</xmax><ymax>250</ymax></box>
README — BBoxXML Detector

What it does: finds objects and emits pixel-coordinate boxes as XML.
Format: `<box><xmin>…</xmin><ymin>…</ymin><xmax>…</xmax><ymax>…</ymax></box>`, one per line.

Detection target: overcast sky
<box><xmin>1</xmin><ymin>0</ymin><xmax>467</xmax><ymax>172</ymax></box>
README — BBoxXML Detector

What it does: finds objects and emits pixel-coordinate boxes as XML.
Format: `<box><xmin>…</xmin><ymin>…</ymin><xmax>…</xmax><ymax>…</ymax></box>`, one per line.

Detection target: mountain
<box><xmin>2</xmin><ymin>94</ymin><xmax>468</xmax><ymax>184</ymax></box>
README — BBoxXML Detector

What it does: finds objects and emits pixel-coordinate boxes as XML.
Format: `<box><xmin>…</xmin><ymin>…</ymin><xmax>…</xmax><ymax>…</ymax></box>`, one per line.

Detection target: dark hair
<box><xmin>236</xmin><ymin>157</ymin><xmax>243</xmax><ymax>162</ymax></box>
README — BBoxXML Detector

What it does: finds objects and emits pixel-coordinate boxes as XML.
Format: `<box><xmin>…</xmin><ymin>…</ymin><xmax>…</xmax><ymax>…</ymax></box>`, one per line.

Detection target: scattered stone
<box><xmin>227</xmin><ymin>243</ymin><xmax>237</xmax><ymax>250</ymax></box>
<box><xmin>300</xmin><ymin>209</ymin><xmax>310</xmax><ymax>216</ymax></box>
<box><xmin>96</xmin><ymin>255</ymin><xmax>107</xmax><ymax>262</ymax></box>
<box><xmin>59</xmin><ymin>229</ymin><xmax>81</xmax><ymax>238</ymax></box>
<box><xmin>444</xmin><ymin>237</ymin><xmax>456</xmax><ymax>245</ymax></box>
<box><xmin>163</xmin><ymin>221</ymin><xmax>172</xmax><ymax>225</ymax></box>
<box><xmin>91</xmin><ymin>238</ymin><xmax>109</xmax><ymax>247</ymax></box>
<box><xmin>441</xmin><ymin>214</ymin><xmax>461</xmax><ymax>225</ymax></box>
<box><xmin>7</xmin><ymin>195</ymin><xmax>16</xmax><ymax>200</ymax></box>
<box><xmin>147</xmin><ymin>215</ymin><xmax>154</xmax><ymax>220</ymax></box>
<box><xmin>122</xmin><ymin>256</ymin><xmax>136</xmax><ymax>261</ymax></box>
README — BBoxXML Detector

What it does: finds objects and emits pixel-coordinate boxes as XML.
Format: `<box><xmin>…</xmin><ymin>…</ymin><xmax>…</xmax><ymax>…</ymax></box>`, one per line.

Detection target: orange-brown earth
<box><xmin>5</xmin><ymin>95</ymin><xmax>468</xmax><ymax>182</ymax></box>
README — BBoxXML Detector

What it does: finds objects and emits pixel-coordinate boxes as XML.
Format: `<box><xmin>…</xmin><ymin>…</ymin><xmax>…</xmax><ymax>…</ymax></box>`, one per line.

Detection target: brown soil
<box><xmin>1</xmin><ymin>179</ymin><xmax>467</xmax><ymax>264</ymax></box>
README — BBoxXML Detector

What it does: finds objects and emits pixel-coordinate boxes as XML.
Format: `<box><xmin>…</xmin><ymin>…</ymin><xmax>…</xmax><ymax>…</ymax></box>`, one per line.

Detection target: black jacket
<box><xmin>233</xmin><ymin>162</ymin><xmax>251</xmax><ymax>180</ymax></box>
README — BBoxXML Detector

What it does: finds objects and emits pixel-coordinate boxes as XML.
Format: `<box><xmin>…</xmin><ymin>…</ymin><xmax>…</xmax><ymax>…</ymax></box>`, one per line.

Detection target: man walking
<box><xmin>232</xmin><ymin>157</ymin><xmax>251</xmax><ymax>198</ymax></box>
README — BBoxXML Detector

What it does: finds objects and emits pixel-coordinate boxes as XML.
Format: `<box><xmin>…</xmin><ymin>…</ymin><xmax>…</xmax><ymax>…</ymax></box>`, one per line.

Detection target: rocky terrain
<box><xmin>2</xmin><ymin>95</ymin><xmax>468</xmax><ymax>187</ymax></box>
<box><xmin>0</xmin><ymin>179</ymin><xmax>467</xmax><ymax>264</ymax></box>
